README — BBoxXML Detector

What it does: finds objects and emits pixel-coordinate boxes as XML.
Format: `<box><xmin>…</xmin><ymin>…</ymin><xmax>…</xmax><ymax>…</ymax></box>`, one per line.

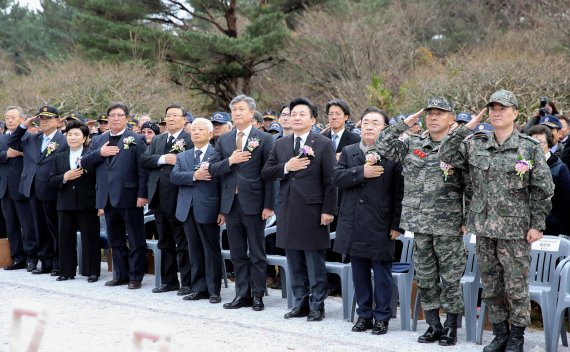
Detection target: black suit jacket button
<box><xmin>359</xmin><ymin>199</ymin><xmax>364</xmax><ymax>204</ymax></box>
<box><xmin>351</xmin><ymin>169</ymin><xmax>356</xmax><ymax>174</ymax></box>
<box><xmin>292</xmin><ymin>177</ymin><xmax>295</xmax><ymax>180</ymax></box>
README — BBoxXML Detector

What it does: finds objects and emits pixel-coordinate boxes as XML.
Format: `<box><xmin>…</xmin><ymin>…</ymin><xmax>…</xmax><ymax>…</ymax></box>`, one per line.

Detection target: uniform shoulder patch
<box><xmin>519</xmin><ymin>134</ymin><xmax>540</xmax><ymax>145</ymax></box>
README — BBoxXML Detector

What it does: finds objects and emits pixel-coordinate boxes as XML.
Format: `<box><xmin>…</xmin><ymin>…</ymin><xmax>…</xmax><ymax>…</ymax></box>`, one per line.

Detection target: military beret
<box><xmin>141</xmin><ymin>121</ymin><xmax>160</xmax><ymax>135</ymax></box>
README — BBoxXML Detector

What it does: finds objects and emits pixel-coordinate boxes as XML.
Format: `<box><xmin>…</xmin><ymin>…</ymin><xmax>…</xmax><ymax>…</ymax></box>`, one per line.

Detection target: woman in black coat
<box><xmin>49</xmin><ymin>120</ymin><xmax>100</xmax><ymax>282</ymax></box>
<box><xmin>332</xmin><ymin>107</ymin><xmax>404</xmax><ymax>335</ymax></box>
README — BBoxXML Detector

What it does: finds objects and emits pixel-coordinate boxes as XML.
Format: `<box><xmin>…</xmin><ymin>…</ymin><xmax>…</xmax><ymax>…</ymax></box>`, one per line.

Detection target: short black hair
<box><xmin>289</xmin><ymin>98</ymin><xmax>318</xmax><ymax>119</ymax></box>
<box><xmin>164</xmin><ymin>103</ymin><xmax>187</xmax><ymax>117</ymax></box>
<box><xmin>107</xmin><ymin>102</ymin><xmax>129</xmax><ymax>117</ymax></box>
<box><xmin>528</xmin><ymin>124</ymin><xmax>554</xmax><ymax>148</ymax></box>
<box><xmin>360</xmin><ymin>106</ymin><xmax>389</xmax><ymax>125</ymax></box>
<box><xmin>279</xmin><ymin>103</ymin><xmax>290</xmax><ymax>115</ymax></box>
<box><xmin>325</xmin><ymin>99</ymin><xmax>351</xmax><ymax>117</ymax></box>
<box><xmin>64</xmin><ymin>120</ymin><xmax>90</xmax><ymax>138</ymax></box>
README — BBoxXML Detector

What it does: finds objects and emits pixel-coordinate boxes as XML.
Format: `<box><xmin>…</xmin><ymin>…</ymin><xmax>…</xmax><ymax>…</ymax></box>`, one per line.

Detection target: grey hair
<box><xmin>192</xmin><ymin>117</ymin><xmax>214</xmax><ymax>132</ymax></box>
<box><xmin>229</xmin><ymin>95</ymin><xmax>256</xmax><ymax>111</ymax></box>
<box><xmin>5</xmin><ymin>106</ymin><xmax>26</xmax><ymax>118</ymax></box>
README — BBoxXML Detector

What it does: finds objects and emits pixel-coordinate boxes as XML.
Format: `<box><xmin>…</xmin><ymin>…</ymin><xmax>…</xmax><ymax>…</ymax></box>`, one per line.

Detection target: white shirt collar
<box><xmin>236</xmin><ymin>125</ymin><xmax>253</xmax><ymax>138</ymax></box>
<box><xmin>331</xmin><ymin>128</ymin><xmax>345</xmax><ymax>140</ymax></box>
<box><xmin>44</xmin><ymin>130</ymin><xmax>58</xmax><ymax>140</ymax></box>
<box><xmin>293</xmin><ymin>131</ymin><xmax>311</xmax><ymax>143</ymax></box>
<box><xmin>168</xmin><ymin>129</ymin><xmax>183</xmax><ymax>140</ymax></box>
<box><xmin>110</xmin><ymin>128</ymin><xmax>127</xmax><ymax>137</ymax></box>
<box><xmin>70</xmin><ymin>147</ymin><xmax>83</xmax><ymax>155</ymax></box>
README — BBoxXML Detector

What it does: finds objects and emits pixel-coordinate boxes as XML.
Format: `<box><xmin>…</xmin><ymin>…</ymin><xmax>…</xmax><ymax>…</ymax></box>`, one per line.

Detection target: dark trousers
<box><xmin>29</xmin><ymin>190</ymin><xmax>58</xmax><ymax>269</ymax></box>
<box><xmin>183</xmin><ymin>208</ymin><xmax>222</xmax><ymax>295</ymax></box>
<box><xmin>1</xmin><ymin>195</ymin><xmax>37</xmax><ymax>263</ymax></box>
<box><xmin>225</xmin><ymin>197</ymin><xmax>266</xmax><ymax>297</ymax></box>
<box><xmin>155</xmin><ymin>211</ymin><xmax>191</xmax><ymax>287</ymax></box>
<box><xmin>58</xmin><ymin>210</ymin><xmax>101</xmax><ymax>277</ymax></box>
<box><xmin>285</xmin><ymin>249</ymin><xmax>327</xmax><ymax>311</ymax></box>
<box><xmin>351</xmin><ymin>256</ymin><xmax>393</xmax><ymax>321</ymax></box>
<box><xmin>104</xmin><ymin>202</ymin><xmax>147</xmax><ymax>282</ymax></box>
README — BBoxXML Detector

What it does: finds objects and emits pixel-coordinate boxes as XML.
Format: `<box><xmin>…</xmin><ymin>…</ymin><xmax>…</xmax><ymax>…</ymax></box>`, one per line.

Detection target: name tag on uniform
<box><xmin>470</xmin><ymin>234</ymin><xmax>476</xmax><ymax>244</ymax></box>
<box><xmin>531</xmin><ymin>238</ymin><xmax>561</xmax><ymax>252</ymax></box>
<box><xmin>404</xmin><ymin>231</ymin><xmax>414</xmax><ymax>238</ymax></box>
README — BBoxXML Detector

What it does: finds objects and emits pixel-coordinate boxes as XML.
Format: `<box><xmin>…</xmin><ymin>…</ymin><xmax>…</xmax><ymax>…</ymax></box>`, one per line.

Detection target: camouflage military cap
<box><xmin>425</xmin><ymin>96</ymin><xmax>453</xmax><ymax>112</ymax></box>
<box><xmin>487</xmin><ymin>89</ymin><xmax>518</xmax><ymax>108</ymax></box>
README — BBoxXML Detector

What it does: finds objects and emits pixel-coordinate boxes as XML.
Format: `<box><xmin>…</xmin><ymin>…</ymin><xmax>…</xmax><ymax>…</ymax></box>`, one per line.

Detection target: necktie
<box><xmin>166</xmin><ymin>135</ymin><xmax>174</xmax><ymax>151</ymax></box>
<box><xmin>332</xmin><ymin>133</ymin><xmax>339</xmax><ymax>151</ymax></box>
<box><xmin>193</xmin><ymin>149</ymin><xmax>202</xmax><ymax>169</ymax></box>
<box><xmin>294</xmin><ymin>136</ymin><xmax>302</xmax><ymax>155</ymax></box>
<box><xmin>236</xmin><ymin>131</ymin><xmax>244</xmax><ymax>151</ymax></box>
<box><xmin>41</xmin><ymin>136</ymin><xmax>50</xmax><ymax>152</ymax></box>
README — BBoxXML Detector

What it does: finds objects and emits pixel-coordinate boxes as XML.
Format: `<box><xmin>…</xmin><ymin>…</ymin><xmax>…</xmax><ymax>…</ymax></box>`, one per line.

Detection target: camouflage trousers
<box><xmin>477</xmin><ymin>237</ymin><xmax>531</xmax><ymax>327</ymax></box>
<box><xmin>414</xmin><ymin>233</ymin><xmax>466</xmax><ymax>313</ymax></box>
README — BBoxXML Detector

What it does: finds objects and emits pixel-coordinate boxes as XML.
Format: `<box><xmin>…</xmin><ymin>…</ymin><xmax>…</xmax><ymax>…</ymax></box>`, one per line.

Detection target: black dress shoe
<box><xmin>284</xmin><ymin>306</ymin><xmax>310</xmax><ymax>319</ymax></box>
<box><xmin>152</xmin><ymin>284</ymin><xmax>179</xmax><ymax>293</ymax></box>
<box><xmin>418</xmin><ymin>323</ymin><xmax>444</xmax><ymax>343</ymax></box>
<box><xmin>87</xmin><ymin>275</ymin><xmax>99</xmax><ymax>283</ymax></box>
<box><xmin>32</xmin><ymin>267</ymin><xmax>52</xmax><ymax>275</ymax></box>
<box><xmin>177</xmin><ymin>287</ymin><xmax>192</xmax><ymax>296</ymax></box>
<box><xmin>371</xmin><ymin>320</ymin><xmax>389</xmax><ymax>335</ymax></box>
<box><xmin>307</xmin><ymin>309</ymin><xmax>325</xmax><ymax>322</ymax></box>
<box><xmin>183</xmin><ymin>291</ymin><xmax>210</xmax><ymax>301</ymax></box>
<box><xmin>56</xmin><ymin>276</ymin><xmax>74</xmax><ymax>281</ymax></box>
<box><xmin>26</xmin><ymin>263</ymin><xmax>37</xmax><ymax>272</ymax></box>
<box><xmin>252</xmin><ymin>295</ymin><xmax>264</xmax><ymax>311</ymax></box>
<box><xmin>4</xmin><ymin>261</ymin><xmax>26</xmax><ymax>270</ymax></box>
<box><xmin>128</xmin><ymin>281</ymin><xmax>142</xmax><ymax>289</ymax></box>
<box><xmin>352</xmin><ymin>317</ymin><xmax>374</xmax><ymax>332</ymax></box>
<box><xmin>51</xmin><ymin>269</ymin><xmax>60</xmax><ymax>277</ymax></box>
<box><xmin>209</xmin><ymin>294</ymin><xmax>221</xmax><ymax>304</ymax></box>
<box><xmin>223</xmin><ymin>296</ymin><xmax>253</xmax><ymax>309</ymax></box>
<box><xmin>104</xmin><ymin>278</ymin><xmax>129</xmax><ymax>286</ymax></box>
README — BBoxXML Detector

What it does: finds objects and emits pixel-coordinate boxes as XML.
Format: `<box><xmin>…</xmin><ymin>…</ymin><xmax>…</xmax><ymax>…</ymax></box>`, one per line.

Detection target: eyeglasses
<box><xmin>108</xmin><ymin>113</ymin><xmax>126</xmax><ymax>118</ymax></box>
<box><xmin>537</xmin><ymin>140</ymin><xmax>548</xmax><ymax>146</ymax></box>
<box><xmin>280</xmin><ymin>113</ymin><xmax>290</xmax><ymax>118</ymax></box>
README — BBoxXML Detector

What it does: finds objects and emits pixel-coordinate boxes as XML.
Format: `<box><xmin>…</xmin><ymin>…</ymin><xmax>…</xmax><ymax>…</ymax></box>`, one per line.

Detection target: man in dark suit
<box><xmin>332</xmin><ymin>107</ymin><xmax>404</xmax><ymax>335</ymax></box>
<box><xmin>1</xmin><ymin>106</ymin><xmax>37</xmax><ymax>271</ymax></box>
<box><xmin>171</xmin><ymin>118</ymin><xmax>224</xmax><ymax>303</ymax></box>
<box><xmin>323</xmin><ymin>99</ymin><xmax>361</xmax><ymax>158</ymax></box>
<box><xmin>262</xmin><ymin>97</ymin><xmax>337</xmax><ymax>322</ymax></box>
<box><xmin>209</xmin><ymin>94</ymin><xmax>275</xmax><ymax>311</ymax></box>
<box><xmin>8</xmin><ymin>105</ymin><xmax>67</xmax><ymax>275</ymax></box>
<box><xmin>82</xmin><ymin>102</ymin><xmax>148</xmax><ymax>290</ymax></box>
<box><xmin>141</xmin><ymin>104</ymin><xmax>194</xmax><ymax>295</ymax></box>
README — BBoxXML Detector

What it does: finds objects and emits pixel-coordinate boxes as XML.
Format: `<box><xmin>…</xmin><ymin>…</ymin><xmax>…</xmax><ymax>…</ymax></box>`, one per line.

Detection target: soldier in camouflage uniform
<box><xmin>375</xmin><ymin>97</ymin><xmax>469</xmax><ymax>346</ymax></box>
<box><xmin>439</xmin><ymin>90</ymin><xmax>554</xmax><ymax>352</ymax></box>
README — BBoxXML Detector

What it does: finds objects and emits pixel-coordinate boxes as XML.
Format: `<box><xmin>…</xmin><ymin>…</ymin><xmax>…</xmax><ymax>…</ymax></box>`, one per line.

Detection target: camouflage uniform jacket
<box><xmin>374</xmin><ymin>120</ymin><xmax>470</xmax><ymax>236</ymax></box>
<box><xmin>439</xmin><ymin>125</ymin><xmax>554</xmax><ymax>240</ymax></box>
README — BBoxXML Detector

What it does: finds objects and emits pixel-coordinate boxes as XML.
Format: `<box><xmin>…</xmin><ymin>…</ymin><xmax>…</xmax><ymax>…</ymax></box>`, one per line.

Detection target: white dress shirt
<box><xmin>69</xmin><ymin>147</ymin><xmax>83</xmax><ymax>170</ymax></box>
<box><xmin>158</xmin><ymin>129</ymin><xmax>184</xmax><ymax>165</ymax></box>
<box><xmin>235</xmin><ymin>125</ymin><xmax>253</xmax><ymax>151</ymax></box>
<box><xmin>284</xmin><ymin>131</ymin><xmax>311</xmax><ymax>174</ymax></box>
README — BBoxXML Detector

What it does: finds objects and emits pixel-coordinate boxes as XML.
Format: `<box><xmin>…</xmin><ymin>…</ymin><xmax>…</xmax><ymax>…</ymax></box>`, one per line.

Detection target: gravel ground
<box><xmin>0</xmin><ymin>264</ymin><xmax>554</xmax><ymax>351</ymax></box>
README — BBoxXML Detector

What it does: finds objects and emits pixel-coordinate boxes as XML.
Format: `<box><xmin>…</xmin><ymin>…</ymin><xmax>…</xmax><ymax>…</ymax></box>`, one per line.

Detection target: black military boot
<box><xmin>418</xmin><ymin>309</ymin><xmax>443</xmax><ymax>343</ymax></box>
<box><xmin>483</xmin><ymin>321</ymin><xmax>510</xmax><ymax>352</ymax></box>
<box><xmin>439</xmin><ymin>313</ymin><xmax>458</xmax><ymax>346</ymax></box>
<box><xmin>505</xmin><ymin>325</ymin><xmax>524</xmax><ymax>352</ymax></box>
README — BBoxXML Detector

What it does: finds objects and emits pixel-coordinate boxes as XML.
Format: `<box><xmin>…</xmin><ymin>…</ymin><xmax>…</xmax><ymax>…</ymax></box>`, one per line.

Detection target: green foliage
<box><xmin>367</xmin><ymin>76</ymin><xmax>394</xmax><ymax>115</ymax></box>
